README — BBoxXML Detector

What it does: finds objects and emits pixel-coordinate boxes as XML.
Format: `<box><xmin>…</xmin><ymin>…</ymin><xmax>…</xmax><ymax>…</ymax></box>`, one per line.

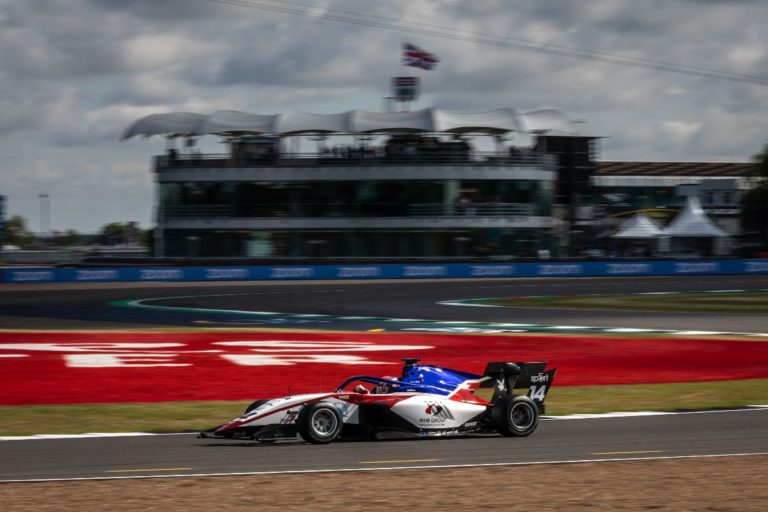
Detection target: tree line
<box><xmin>2</xmin><ymin>217</ymin><xmax>146</xmax><ymax>248</ymax></box>
<box><xmin>741</xmin><ymin>143</ymin><xmax>768</xmax><ymax>250</ymax></box>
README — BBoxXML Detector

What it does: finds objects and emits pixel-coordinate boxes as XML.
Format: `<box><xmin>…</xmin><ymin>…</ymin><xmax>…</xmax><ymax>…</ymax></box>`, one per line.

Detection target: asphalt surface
<box><xmin>1</xmin><ymin>274</ymin><xmax>767</xmax><ymax>482</ymax></box>
<box><xmin>1</xmin><ymin>409</ymin><xmax>767</xmax><ymax>482</ymax></box>
<box><xmin>1</xmin><ymin>275</ymin><xmax>768</xmax><ymax>332</ymax></box>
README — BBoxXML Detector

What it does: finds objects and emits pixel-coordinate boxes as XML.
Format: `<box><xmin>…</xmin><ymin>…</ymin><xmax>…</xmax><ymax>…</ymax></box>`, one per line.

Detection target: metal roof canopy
<box><xmin>121</xmin><ymin>107</ymin><xmax>574</xmax><ymax>139</ymax></box>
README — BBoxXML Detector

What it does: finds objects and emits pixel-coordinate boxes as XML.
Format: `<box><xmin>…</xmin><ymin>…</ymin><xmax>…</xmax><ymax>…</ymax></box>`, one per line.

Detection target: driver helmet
<box><xmin>374</xmin><ymin>376</ymin><xmax>397</xmax><ymax>394</ymax></box>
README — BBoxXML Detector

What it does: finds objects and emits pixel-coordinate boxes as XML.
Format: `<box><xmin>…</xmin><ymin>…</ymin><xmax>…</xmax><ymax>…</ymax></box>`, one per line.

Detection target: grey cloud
<box><xmin>87</xmin><ymin>0</ymin><xmax>223</xmax><ymax>21</ymax></box>
<box><xmin>2</xmin><ymin>0</ymin><xmax>768</xmax><ymax>231</ymax></box>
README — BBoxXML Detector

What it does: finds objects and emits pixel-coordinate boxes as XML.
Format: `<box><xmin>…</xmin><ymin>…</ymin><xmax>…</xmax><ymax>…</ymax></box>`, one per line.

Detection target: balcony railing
<box><xmin>164</xmin><ymin>205</ymin><xmax>232</xmax><ymax>217</ymax></box>
<box><xmin>408</xmin><ymin>202</ymin><xmax>532</xmax><ymax>216</ymax></box>
<box><xmin>155</xmin><ymin>151</ymin><xmax>555</xmax><ymax>169</ymax></box>
<box><xmin>163</xmin><ymin>202</ymin><xmax>538</xmax><ymax>218</ymax></box>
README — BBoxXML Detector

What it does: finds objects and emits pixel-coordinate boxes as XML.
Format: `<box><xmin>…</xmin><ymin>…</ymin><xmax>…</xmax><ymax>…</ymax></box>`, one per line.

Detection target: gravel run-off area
<box><xmin>2</xmin><ymin>455</ymin><xmax>767</xmax><ymax>511</ymax></box>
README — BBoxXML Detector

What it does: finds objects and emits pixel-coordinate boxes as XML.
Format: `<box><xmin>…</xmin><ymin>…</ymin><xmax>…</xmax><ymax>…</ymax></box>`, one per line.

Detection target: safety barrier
<box><xmin>3</xmin><ymin>259</ymin><xmax>768</xmax><ymax>283</ymax></box>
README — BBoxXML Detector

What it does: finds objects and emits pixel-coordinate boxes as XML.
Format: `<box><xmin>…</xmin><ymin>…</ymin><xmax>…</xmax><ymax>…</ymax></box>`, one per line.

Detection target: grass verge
<box><xmin>481</xmin><ymin>291</ymin><xmax>768</xmax><ymax>313</ymax></box>
<box><xmin>1</xmin><ymin>379</ymin><xmax>767</xmax><ymax>436</ymax></box>
<box><xmin>544</xmin><ymin>378</ymin><xmax>768</xmax><ymax>415</ymax></box>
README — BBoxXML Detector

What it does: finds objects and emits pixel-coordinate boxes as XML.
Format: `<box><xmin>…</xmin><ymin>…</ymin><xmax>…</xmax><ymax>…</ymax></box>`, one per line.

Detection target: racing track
<box><xmin>1</xmin><ymin>274</ymin><xmax>768</xmax><ymax>482</ymax></box>
<box><xmin>2</xmin><ymin>409</ymin><xmax>768</xmax><ymax>482</ymax></box>
<box><xmin>2</xmin><ymin>274</ymin><xmax>768</xmax><ymax>332</ymax></box>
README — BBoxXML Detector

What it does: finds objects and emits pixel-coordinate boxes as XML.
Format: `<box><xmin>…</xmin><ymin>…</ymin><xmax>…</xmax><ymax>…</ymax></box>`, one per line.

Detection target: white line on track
<box><xmin>542</xmin><ymin>406</ymin><xmax>768</xmax><ymax>420</ymax></box>
<box><xmin>674</xmin><ymin>330</ymin><xmax>729</xmax><ymax>335</ymax></box>
<box><xmin>3</xmin><ymin>407</ymin><xmax>766</xmax><ymax>442</ymax></box>
<box><xmin>0</xmin><ymin>432</ymin><xmax>192</xmax><ymax>441</ymax></box>
<box><xmin>2</xmin><ymin>452</ymin><xmax>768</xmax><ymax>484</ymax></box>
<box><xmin>438</xmin><ymin>291</ymin><xmax>768</xmax><ymax>336</ymax></box>
<box><xmin>439</xmin><ymin>301</ymin><xmax>502</xmax><ymax>307</ymax></box>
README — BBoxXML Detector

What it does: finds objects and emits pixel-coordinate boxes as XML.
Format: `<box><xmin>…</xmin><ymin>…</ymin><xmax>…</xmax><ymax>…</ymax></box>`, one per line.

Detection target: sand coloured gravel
<box><xmin>2</xmin><ymin>455</ymin><xmax>767</xmax><ymax>511</ymax></box>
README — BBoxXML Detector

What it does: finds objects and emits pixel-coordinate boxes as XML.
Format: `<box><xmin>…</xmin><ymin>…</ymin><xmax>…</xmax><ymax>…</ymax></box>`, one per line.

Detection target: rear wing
<box><xmin>479</xmin><ymin>361</ymin><xmax>557</xmax><ymax>412</ymax></box>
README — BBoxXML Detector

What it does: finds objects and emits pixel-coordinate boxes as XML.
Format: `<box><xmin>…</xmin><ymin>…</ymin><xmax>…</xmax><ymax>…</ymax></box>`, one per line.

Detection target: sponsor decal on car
<box><xmin>419</xmin><ymin>402</ymin><xmax>454</xmax><ymax>424</ymax></box>
<box><xmin>279</xmin><ymin>411</ymin><xmax>299</xmax><ymax>425</ymax></box>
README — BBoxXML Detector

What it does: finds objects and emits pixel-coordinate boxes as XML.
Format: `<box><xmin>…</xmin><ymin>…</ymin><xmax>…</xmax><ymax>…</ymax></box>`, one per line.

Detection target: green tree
<box><xmin>50</xmin><ymin>229</ymin><xmax>80</xmax><ymax>246</ymax></box>
<box><xmin>99</xmin><ymin>222</ymin><xmax>124</xmax><ymax>245</ymax></box>
<box><xmin>740</xmin><ymin>143</ymin><xmax>768</xmax><ymax>251</ymax></box>
<box><xmin>753</xmin><ymin>142</ymin><xmax>768</xmax><ymax>180</ymax></box>
<box><xmin>98</xmin><ymin>222</ymin><xmax>146</xmax><ymax>246</ymax></box>
<box><xmin>3</xmin><ymin>215</ymin><xmax>36</xmax><ymax>248</ymax></box>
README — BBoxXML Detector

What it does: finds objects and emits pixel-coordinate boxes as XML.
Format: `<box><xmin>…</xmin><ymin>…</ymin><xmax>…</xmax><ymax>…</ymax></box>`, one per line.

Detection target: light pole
<box><xmin>38</xmin><ymin>192</ymin><xmax>50</xmax><ymax>242</ymax></box>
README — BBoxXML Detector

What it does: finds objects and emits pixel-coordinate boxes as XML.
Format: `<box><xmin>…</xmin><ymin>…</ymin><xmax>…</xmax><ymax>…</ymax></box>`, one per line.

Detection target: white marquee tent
<box><xmin>664</xmin><ymin>195</ymin><xmax>728</xmax><ymax>238</ymax></box>
<box><xmin>611</xmin><ymin>212</ymin><xmax>665</xmax><ymax>238</ymax></box>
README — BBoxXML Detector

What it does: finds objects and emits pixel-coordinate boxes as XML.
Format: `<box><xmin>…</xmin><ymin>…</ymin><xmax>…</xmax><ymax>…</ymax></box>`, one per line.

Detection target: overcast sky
<box><xmin>1</xmin><ymin>0</ymin><xmax>767</xmax><ymax>233</ymax></box>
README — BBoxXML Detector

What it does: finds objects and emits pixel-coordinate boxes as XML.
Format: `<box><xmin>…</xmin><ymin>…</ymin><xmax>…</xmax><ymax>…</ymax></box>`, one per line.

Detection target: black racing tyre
<box><xmin>297</xmin><ymin>402</ymin><xmax>343</xmax><ymax>444</ymax></box>
<box><xmin>491</xmin><ymin>395</ymin><xmax>539</xmax><ymax>437</ymax></box>
<box><xmin>245</xmin><ymin>399</ymin><xmax>270</xmax><ymax>414</ymax></box>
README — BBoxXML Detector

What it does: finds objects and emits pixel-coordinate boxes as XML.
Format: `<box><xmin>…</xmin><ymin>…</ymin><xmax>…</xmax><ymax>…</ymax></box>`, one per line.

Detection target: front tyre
<box><xmin>491</xmin><ymin>395</ymin><xmax>539</xmax><ymax>437</ymax></box>
<box><xmin>297</xmin><ymin>402</ymin><xmax>343</xmax><ymax>444</ymax></box>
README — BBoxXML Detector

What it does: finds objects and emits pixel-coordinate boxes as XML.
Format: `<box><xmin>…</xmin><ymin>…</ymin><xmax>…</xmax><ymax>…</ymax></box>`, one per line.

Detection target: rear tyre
<box><xmin>297</xmin><ymin>402</ymin><xmax>343</xmax><ymax>444</ymax></box>
<box><xmin>491</xmin><ymin>395</ymin><xmax>539</xmax><ymax>437</ymax></box>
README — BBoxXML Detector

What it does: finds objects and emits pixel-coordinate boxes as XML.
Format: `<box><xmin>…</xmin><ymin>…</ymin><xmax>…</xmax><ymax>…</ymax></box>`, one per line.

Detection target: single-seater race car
<box><xmin>200</xmin><ymin>358</ymin><xmax>556</xmax><ymax>444</ymax></box>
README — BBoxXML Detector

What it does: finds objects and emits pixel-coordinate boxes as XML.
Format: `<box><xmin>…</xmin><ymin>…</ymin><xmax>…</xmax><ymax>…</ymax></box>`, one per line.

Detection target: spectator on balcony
<box><xmin>456</xmin><ymin>194</ymin><xmax>474</xmax><ymax>216</ymax></box>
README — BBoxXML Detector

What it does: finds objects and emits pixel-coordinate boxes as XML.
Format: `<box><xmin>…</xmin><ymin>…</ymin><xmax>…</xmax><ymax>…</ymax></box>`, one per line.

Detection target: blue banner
<box><xmin>2</xmin><ymin>259</ymin><xmax>768</xmax><ymax>284</ymax></box>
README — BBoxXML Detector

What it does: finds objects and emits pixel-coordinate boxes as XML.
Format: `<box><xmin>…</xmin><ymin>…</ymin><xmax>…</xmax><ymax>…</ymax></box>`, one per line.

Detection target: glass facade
<box><xmin>590</xmin><ymin>184</ymin><xmax>678</xmax><ymax>208</ymax></box>
<box><xmin>163</xmin><ymin>227</ymin><xmax>551</xmax><ymax>258</ymax></box>
<box><xmin>156</xmin><ymin>146</ymin><xmax>557</xmax><ymax>258</ymax></box>
<box><xmin>160</xmin><ymin>179</ymin><xmax>553</xmax><ymax>218</ymax></box>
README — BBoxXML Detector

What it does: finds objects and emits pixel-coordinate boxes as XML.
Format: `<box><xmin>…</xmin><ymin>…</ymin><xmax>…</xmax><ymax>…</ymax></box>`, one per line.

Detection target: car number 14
<box><xmin>529</xmin><ymin>385</ymin><xmax>546</xmax><ymax>401</ymax></box>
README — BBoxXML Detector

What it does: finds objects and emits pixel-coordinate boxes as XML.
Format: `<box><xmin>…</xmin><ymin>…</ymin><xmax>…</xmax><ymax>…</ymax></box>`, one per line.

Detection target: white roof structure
<box><xmin>199</xmin><ymin>110</ymin><xmax>276</xmax><ymax>135</ymax></box>
<box><xmin>122</xmin><ymin>112</ymin><xmax>208</xmax><ymax>138</ymax></box>
<box><xmin>611</xmin><ymin>212</ymin><xmax>665</xmax><ymax>239</ymax></box>
<box><xmin>664</xmin><ymin>196</ymin><xmax>728</xmax><ymax>237</ymax></box>
<box><xmin>121</xmin><ymin>107</ymin><xmax>573</xmax><ymax>139</ymax></box>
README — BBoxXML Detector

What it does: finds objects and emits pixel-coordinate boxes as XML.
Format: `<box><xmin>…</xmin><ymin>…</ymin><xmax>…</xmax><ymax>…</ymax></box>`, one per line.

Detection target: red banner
<box><xmin>1</xmin><ymin>331</ymin><xmax>767</xmax><ymax>405</ymax></box>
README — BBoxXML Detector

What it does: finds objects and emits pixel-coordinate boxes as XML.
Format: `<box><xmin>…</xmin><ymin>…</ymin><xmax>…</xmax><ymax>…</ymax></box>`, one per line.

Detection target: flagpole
<box><xmin>398</xmin><ymin>39</ymin><xmax>407</xmax><ymax>112</ymax></box>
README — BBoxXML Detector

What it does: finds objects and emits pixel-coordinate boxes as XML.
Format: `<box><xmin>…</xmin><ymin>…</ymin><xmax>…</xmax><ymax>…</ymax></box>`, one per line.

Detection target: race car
<box><xmin>200</xmin><ymin>358</ymin><xmax>556</xmax><ymax>444</ymax></box>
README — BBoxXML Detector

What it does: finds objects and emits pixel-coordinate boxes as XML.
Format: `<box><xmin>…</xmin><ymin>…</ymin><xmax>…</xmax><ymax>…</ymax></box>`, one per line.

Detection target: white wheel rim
<box><xmin>312</xmin><ymin>409</ymin><xmax>338</xmax><ymax>436</ymax></box>
<box><xmin>509</xmin><ymin>402</ymin><xmax>535</xmax><ymax>430</ymax></box>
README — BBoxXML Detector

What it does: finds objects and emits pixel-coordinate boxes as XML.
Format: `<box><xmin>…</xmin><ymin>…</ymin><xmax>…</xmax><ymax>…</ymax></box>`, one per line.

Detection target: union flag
<box><xmin>402</xmin><ymin>42</ymin><xmax>439</xmax><ymax>70</ymax></box>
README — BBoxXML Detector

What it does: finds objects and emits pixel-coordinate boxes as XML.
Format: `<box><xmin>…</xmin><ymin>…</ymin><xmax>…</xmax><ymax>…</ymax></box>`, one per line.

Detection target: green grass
<box><xmin>0</xmin><ymin>400</ymin><xmax>251</xmax><ymax>437</ymax></box>
<box><xmin>2</xmin><ymin>379</ymin><xmax>767</xmax><ymax>436</ymax></box>
<box><xmin>544</xmin><ymin>379</ymin><xmax>768</xmax><ymax>415</ymax></box>
<box><xmin>482</xmin><ymin>291</ymin><xmax>768</xmax><ymax>313</ymax></box>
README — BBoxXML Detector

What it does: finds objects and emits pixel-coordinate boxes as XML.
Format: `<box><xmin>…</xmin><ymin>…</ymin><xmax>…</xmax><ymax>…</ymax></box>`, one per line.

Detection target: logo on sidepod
<box><xmin>424</xmin><ymin>402</ymin><xmax>454</xmax><ymax>420</ymax></box>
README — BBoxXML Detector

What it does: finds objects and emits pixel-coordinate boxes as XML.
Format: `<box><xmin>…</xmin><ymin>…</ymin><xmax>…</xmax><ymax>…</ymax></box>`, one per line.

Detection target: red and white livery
<box><xmin>201</xmin><ymin>359</ymin><xmax>556</xmax><ymax>444</ymax></box>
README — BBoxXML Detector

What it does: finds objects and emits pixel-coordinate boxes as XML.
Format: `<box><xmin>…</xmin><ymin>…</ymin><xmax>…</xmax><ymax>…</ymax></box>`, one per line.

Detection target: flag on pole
<box><xmin>402</xmin><ymin>42</ymin><xmax>439</xmax><ymax>70</ymax></box>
